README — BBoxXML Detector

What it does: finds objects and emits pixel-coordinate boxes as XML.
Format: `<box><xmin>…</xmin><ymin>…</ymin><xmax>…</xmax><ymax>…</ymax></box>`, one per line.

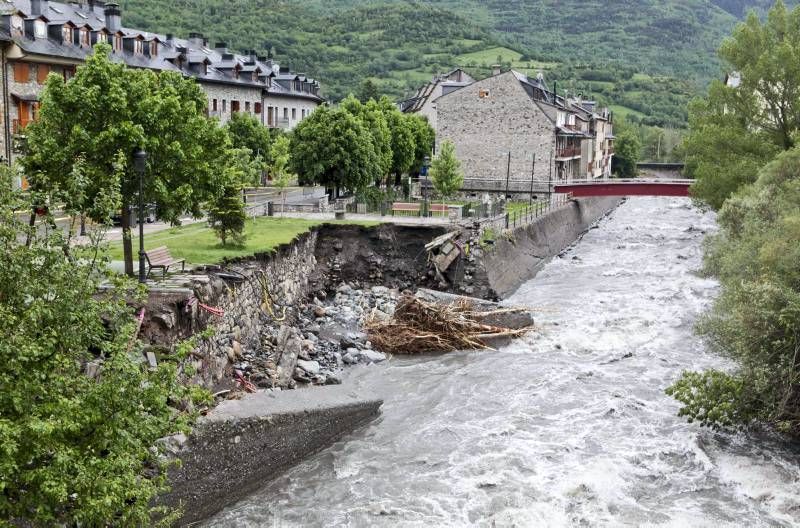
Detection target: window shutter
<box><xmin>37</xmin><ymin>65</ymin><xmax>50</xmax><ymax>84</ymax></box>
<box><xmin>14</xmin><ymin>63</ymin><xmax>29</xmax><ymax>83</ymax></box>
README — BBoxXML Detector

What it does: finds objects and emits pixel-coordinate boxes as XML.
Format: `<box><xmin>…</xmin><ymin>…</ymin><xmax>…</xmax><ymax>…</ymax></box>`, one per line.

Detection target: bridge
<box><xmin>553</xmin><ymin>179</ymin><xmax>693</xmax><ymax>197</ymax></box>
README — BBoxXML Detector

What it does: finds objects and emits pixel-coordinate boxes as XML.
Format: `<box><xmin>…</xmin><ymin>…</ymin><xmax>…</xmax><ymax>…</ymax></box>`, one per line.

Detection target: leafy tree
<box><xmin>270</xmin><ymin>135</ymin><xmax>293</xmax><ymax>215</ymax></box>
<box><xmin>667</xmin><ymin>147</ymin><xmax>800</xmax><ymax>438</ymax></box>
<box><xmin>341</xmin><ymin>95</ymin><xmax>393</xmax><ymax>182</ymax></box>
<box><xmin>225</xmin><ymin>112</ymin><xmax>273</xmax><ymax>185</ymax></box>
<box><xmin>408</xmin><ymin>114</ymin><xmax>435</xmax><ymax>175</ymax></box>
<box><xmin>356</xmin><ymin>78</ymin><xmax>381</xmax><ymax>103</ymax></box>
<box><xmin>289</xmin><ymin>105</ymin><xmax>380</xmax><ymax>194</ymax></box>
<box><xmin>0</xmin><ymin>165</ymin><xmax>193</xmax><ymax>525</ymax></box>
<box><xmin>376</xmin><ymin>96</ymin><xmax>416</xmax><ymax>185</ymax></box>
<box><xmin>22</xmin><ymin>44</ymin><xmax>229</xmax><ymax>276</ymax></box>
<box><xmin>611</xmin><ymin>119</ymin><xmax>642</xmax><ymax>178</ymax></box>
<box><xmin>207</xmin><ymin>147</ymin><xmax>251</xmax><ymax>246</ymax></box>
<box><xmin>684</xmin><ymin>0</ymin><xmax>799</xmax><ymax>209</ymax></box>
<box><xmin>429</xmin><ymin>140</ymin><xmax>464</xmax><ymax>206</ymax></box>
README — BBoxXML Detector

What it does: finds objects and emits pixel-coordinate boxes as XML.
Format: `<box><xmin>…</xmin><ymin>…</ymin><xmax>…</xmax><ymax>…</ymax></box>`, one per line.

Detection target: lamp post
<box><xmin>133</xmin><ymin>148</ymin><xmax>148</xmax><ymax>284</ymax></box>
<box><xmin>422</xmin><ymin>155</ymin><xmax>431</xmax><ymax>217</ymax></box>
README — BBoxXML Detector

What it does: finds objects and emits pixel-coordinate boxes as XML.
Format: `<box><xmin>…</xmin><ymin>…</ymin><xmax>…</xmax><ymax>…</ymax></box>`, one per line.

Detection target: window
<box><xmin>222</xmin><ymin>100</ymin><xmax>227</xmax><ymax>112</ymax></box>
<box><xmin>254</xmin><ymin>102</ymin><xmax>262</xmax><ymax>114</ymax></box>
<box><xmin>291</xmin><ymin>108</ymin><xmax>296</xmax><ymax>120</ymax></box>
<box><xmin>63</xmin><ymin>66</ymin><xmax>76</xmax><ymax>81</ymax></box>
<box><xmin>134</xmin><ymin>39</ymin><xmax>143</xmax><ymax>55</ymax></box>
<box><xmin>231</xmin><ymin>100</ymin><xmax>240</xmax><ymax>113</ymax></box>
<box><xmin>37</xmin><ymin>64</ymin><xmax>50</xmax><ymax>84</ymax></box>
<box><xmin>150</xmin><ymin>41</ymin><xmax>158</xmax><ymax>57</ymax></box>
<box><xmin>479</xmin><ymin>89</ymin><xmax>490</xmax><ymax>99</ymax></box>
<box><xmin>245</xmin><ymin>101</ymin><xmax>250</xmax><ymax>112</ymax></box>
<box><xmin>114</xmin><ymin>35</ymin><xmax>122</xmax><ymax>51</ymax></box>
<box><xmin>34</xmin><ymin>20</ymin><xmax>47</xmax><ymax>39</ymax></box>
<box><xmin>212</xmin><ymin>99</ymin><xmax>218</xmax><ymax>112</ymax></box>
<box><xmin>13</xmin><ymin>63</ymin><xmax>30</xmax><ymax>83</ymax></box>
<box><xmin>96</xmin><ymin>32</ymin><xmax>107</xmax><ymax>44</ymax></box>
<box><xmin>10</xmin><ymin>15</ymin><xmax>23</xmax><ymax>36</ymax></box>
<box><xmin>301</xmin><ymin>109</ymin><xmax>306</xmax><ymax>118</ymax></box>
<box><xmin>80</xmin><ymin>29</ymin><xmax>90</xmax><ymax>47</ymax></box>
<box><xmin>283</xmin><ymin>107</ymin><xmax>288</xmax><ymax>119</ymax></box>
<box><xmin>62</xmin><ymin>26</ymin><xmax>73</xmax><ymax>44</ymax></box>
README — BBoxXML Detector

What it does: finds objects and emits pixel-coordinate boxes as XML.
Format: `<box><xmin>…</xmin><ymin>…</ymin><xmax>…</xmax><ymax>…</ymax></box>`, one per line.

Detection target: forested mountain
<box><xmin>119</xmin><ymin>0</ymin><xmax>785</xmax><ymax>127</ymax></box>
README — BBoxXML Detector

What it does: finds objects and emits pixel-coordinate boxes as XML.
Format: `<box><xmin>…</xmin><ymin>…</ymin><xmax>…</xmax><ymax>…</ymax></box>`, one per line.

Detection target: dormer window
<box><xmin>134</xmin><ymin>39</ymin><xmax>143</xmax><ymax>55</ymax></box>
<box><xmin>34</xmin><ymin>20</ymin><xmax>46</xmax><ymax>39</ymax></box>
<box><xmin>10</xmin><ymin>15</ymin><xmax>23</xmax><ymax>37</ymax></box>
<box><xmin>114</xmin><ymin>34</ymin><xmax>122</xmax><ymax>52</ymax></box>
<box><xmin>80</xmin><ymin>28</ymin><xmax>89</xmax><ymax>47</ymax></box>
<box><xmin>149</xmin><ymin>41</ymin><xmax>158</xmax><ymax>57</ymax></box>
<box><xmin>96</xmin><ymin>32</ymin><xmax>107</xmax><ymax>44</ymax></box>
<box><xmin>62</xmin><ymin>25</ymin><xmax>73</xmax><ymax>44</ymax></box>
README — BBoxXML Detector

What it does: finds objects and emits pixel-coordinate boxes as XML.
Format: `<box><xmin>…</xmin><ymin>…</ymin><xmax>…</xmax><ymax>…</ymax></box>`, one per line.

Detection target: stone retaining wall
<box><xmin>475</xmin><ymin>196</ymin><xmax>623</xmax><ymax>298</ymax></box>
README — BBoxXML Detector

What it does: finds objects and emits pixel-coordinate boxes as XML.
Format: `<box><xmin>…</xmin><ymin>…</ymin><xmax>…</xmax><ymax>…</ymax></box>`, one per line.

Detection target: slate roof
<box><xmin>0</xmin><ymin>0</ymin><xmax>324</xmax><ymax>102</ymax></box>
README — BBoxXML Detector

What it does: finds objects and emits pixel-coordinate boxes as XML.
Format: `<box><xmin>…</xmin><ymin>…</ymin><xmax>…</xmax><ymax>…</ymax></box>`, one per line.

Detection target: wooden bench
<box><xmin>391</xmin><ymin>202</ymin><xmax>421</xmax><ymax>216</ymax></box>
<box><xmin>145</xmin><ymin>246</ymin><xmax>186</xmax><ymax>278</ymax></box>
<box><xmin>428</xmin><ymin>204</ymin><xmax>450</xmax><ymax>216</ymax></box>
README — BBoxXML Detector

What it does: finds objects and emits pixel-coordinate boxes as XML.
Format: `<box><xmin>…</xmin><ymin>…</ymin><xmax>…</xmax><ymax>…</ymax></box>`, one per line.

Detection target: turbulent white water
<box><xmin>205</xmin><ymin>197</ymin><xmax>800</xmax><ymax>527</ymax></box>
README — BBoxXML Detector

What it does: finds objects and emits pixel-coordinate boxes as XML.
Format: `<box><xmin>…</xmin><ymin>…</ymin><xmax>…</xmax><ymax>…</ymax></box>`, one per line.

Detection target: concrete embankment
<box><xmin>158</xmin><ymin>385</ymin><xmax>382</xmax><ymax>526</ymax></box>
<box><xmin>478</xmin><ymin>196</ymin><xmax>623</xmax><ymax>298</ymax></box>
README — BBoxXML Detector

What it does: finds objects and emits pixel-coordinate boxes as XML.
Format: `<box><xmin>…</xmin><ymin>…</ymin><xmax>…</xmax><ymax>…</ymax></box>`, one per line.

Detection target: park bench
<box><xmin>428</xmin><ymin>204</ymin><xmax>450</xmax><ymax>216</ymax></box>
<box><xmin>391</xmin><ymin>202</ymin><xmax>421</xmax><ymax>216</ymax></box>
<box><xmin>144</xmin><ymin>246</ymin><xmax>186</xmax><ymax>278</ymax></box>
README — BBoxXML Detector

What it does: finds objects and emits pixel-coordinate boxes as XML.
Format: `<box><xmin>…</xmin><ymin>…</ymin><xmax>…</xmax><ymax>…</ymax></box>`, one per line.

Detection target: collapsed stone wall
<box><xmin>139</xmin><ymin>224</ymin><xmax>448</xmax><ymax>392</ymax></box>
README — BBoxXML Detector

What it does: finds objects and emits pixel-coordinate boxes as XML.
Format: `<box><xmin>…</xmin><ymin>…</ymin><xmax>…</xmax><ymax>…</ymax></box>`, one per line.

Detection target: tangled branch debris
<box><xmin>365</xmin><ymin>294</ymin><xmax>532</xmax><ymax>354</ymax></box>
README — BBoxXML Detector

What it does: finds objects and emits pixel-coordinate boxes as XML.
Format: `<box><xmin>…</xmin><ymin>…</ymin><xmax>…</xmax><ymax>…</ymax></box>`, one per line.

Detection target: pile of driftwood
<box><xmin>365</xmin><ymin>294</ymin><xmax>532</xmax><ymax>354</ymax></box>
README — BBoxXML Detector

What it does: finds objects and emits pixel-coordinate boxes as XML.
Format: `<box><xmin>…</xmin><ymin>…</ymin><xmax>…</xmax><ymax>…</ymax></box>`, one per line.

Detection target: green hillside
<box><xmin>119</xmin><ymin>0</ymin><xmax>782</xmax><ymax>127</ymax></box>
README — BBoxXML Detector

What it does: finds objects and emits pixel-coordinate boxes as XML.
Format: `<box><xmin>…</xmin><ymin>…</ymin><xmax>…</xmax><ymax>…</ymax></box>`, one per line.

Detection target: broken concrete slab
<box><xmin>158</xmin><ymin>385</ymin><xmax>382</xmax><ymax>526</ymax></box>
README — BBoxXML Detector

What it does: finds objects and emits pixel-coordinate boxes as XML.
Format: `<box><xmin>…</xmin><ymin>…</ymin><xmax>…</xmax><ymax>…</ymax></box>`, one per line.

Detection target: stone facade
<box><xmin>203</xmin><ymin>81</ymin><xmax>264</xmax><ymax>126</ymax></box>
<box><xmin>436</xmin><ymin>71</ymin><xmax>556</xmax><ymax>185</ymax></box>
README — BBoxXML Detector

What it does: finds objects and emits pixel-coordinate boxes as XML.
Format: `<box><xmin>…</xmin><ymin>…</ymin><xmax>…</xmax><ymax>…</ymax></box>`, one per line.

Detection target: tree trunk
<box><xmin>121</xmin><ymin>202</ymin><xmax>134</xmax><ymax>276</ymax></box>
<box><xmin>25</xmin><ymin>210</ymin><xmax>35</xmax><ymax>247</ymax></box>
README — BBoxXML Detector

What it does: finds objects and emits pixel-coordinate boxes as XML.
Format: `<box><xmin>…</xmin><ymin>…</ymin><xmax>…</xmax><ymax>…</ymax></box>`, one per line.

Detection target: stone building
<box><xmin>0</xmin><ymin>0</ymin><xmax>324</xmax><ymax>176</ymax></box>
<box><xmin>398</xmin><ymin>68</ymin><xmax>475</xmax><ymax>131</ymax></box>
<box><xmin>434</xmin><ymin>70</ymin><xmax>615</xmax><ymax>194</ymax></box>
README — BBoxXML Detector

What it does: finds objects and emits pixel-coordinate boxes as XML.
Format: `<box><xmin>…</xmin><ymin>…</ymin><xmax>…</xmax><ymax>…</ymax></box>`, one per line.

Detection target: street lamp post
<box><xmin>133</xmin><ymin>148</ymin><xmax>148</xmax><ymax>284</ymax></box>
<box><xmin>422</xmin><ymin>155</ymin><xmax>431</xmax><ymax>217</ymax></box>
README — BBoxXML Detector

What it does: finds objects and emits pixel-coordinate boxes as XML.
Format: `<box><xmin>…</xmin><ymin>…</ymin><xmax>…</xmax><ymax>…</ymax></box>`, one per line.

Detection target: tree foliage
<box><xmin>341</xmin><ymin>96</ymin><xmax>393</xmax><ymax>182</ymax></box>
<box><xmin>429</xmin><ymin>140</ymin><xmax>464</xmax><ymax>200</ymax></box>
<box><xmin>225</xmin><ymin>112</ymin><xmax>274</xmax><ymax>184</ymax></box>
<box><xmin>22</xmin><ymin>44</ymin><xmax>230</xmax><ymax>274</ymax></box>
<box><xmin>408</xmin><ymin>114</ymin><xmax>436</xmax><ymax>175</ymax></box>
<box><xmin>611</xmin><ymin>118</ymin><xmax>642</xmax><ymax>178</ymax></box>
<box><xmin>668</xmin><ymin>148</ymin><xmax>800</xmax><ymax>438</ymax></box>
<box><xmin>289</xmin><ymin>105</ymin><xmax>380</xmax><ymax>193</ymax></box>
<box><xmin>270</xmin><ymin>135</ymin><xmax>293</xmax><ymax>214</ymax></box>
<box><xmin>684</xmin><ymin>0</ymin><xmax>799</xmax><ymax>209</ymax></box>
<box><xmin>376</xmin><ymin>96</ymin><xmax>416</xmax><ymax>182</ymax></box>
<box><xmin>0</xmin><ymin>165</ymin><xmax>192</xmax><ymax>525</ymax></box>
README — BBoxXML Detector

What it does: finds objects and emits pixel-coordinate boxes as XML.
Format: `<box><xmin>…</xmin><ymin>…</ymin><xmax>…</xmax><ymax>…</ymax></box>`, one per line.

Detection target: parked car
<box><xmin>111</xmin><ymin>204</ymin><xmax>157</xmax><ymax>226</ymax></box>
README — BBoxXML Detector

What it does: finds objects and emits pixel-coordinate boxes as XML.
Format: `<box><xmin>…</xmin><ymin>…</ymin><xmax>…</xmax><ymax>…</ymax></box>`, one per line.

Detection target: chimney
<box><xmin>104</xmin><ymin>2</ymin><xmax>121</xmax><ymax>33</ymax></box>
<box><xmin>165</xmin><ymin>33</ymin><xmax>174</xmax><ymax>47</ymax></box>
<box><xmin>188</xmin><ymin>32</ymin><xmax>204</xmax><ymax>47</ymax></box>
<box><xmin>30</xmin><ymin>0</ymin><xmax>48</xmax><ymax>16</ymax></box>
<box><xmin>491</xmin><ymin>64</ymin><xmax>501</xmax><ymax>76</ymax></box>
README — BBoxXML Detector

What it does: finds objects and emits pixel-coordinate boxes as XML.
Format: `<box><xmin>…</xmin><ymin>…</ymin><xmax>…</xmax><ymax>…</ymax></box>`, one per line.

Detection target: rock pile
<box><xmin>232</xmin><ymin>283</ymin><xmax>400</xmax><ymax>390</ymax></box>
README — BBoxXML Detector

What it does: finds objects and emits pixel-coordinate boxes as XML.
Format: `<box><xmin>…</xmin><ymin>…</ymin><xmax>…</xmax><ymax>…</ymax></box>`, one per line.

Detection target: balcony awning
<box><xmin>11</xmin><ymin>93</ymin><xmax>39</xmax><ymax>102</ymax></box>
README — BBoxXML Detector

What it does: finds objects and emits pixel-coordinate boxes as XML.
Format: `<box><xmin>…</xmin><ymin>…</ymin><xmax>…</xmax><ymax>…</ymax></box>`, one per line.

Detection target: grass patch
<box><xmin>107</xmin><ymin>217</ymin><xmax>378</xmax><ymax>266</ymax></box>
<box><xmin>609</xmin><ymin>104</ymin><xmax>646</xmax><ymax>120</ymax></box>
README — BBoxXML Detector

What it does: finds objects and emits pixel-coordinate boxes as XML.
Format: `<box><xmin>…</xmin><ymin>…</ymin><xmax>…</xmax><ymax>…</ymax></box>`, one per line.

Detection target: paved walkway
<box><xmin>277</xmin><ymin>211</ymin><xmax>457</xmax><ymax>226</ymax></box>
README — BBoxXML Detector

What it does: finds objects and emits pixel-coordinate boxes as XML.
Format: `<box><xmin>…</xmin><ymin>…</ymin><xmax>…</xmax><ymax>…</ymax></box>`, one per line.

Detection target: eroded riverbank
<box><xmin>205</xmin><ymin>197</ymin><xmax>800</xmax><ymax>527</ymax></box>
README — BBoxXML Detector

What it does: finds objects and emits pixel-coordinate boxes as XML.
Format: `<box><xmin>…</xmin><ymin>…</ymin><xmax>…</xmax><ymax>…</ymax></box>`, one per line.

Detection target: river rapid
<box><xmin>205</xmin><ymin>197</ymin><xmax>800</xmax><ymax>527</ymax></box>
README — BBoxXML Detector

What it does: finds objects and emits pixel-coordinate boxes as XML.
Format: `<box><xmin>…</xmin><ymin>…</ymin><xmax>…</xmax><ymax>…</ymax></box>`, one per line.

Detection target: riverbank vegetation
<box><xmin>0</xmin><ymin>166</ymin><xmax>197</xmax><ymax>525</ymax></box>
<box><xmin>669</xmin><ymin>0</ymin><xmax>800</xmax><ymax>438</ymax></box>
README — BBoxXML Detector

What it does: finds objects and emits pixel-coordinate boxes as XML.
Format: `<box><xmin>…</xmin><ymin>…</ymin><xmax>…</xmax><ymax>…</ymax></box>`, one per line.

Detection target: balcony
<box><xmin>555</xmin><ymin>147</ymin><xmax>581</xmax><ymax>159</ymax></box>
<box><xmin>13</xmin><ymin>119</ymin><xmax>32</xmax><ymax>135</ymax></box>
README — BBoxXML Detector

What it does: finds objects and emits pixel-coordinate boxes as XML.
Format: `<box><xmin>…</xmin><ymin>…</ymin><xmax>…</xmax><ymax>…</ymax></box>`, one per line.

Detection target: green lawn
<box><xmin>609</xmin><ymin>104</ymin><xmax>647</xmax><ymax>120</ymax></box>
<box><xmin>108</xmin><ymin>217</ymin><xmax>377</xmax><ymax>266</ymax></box>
